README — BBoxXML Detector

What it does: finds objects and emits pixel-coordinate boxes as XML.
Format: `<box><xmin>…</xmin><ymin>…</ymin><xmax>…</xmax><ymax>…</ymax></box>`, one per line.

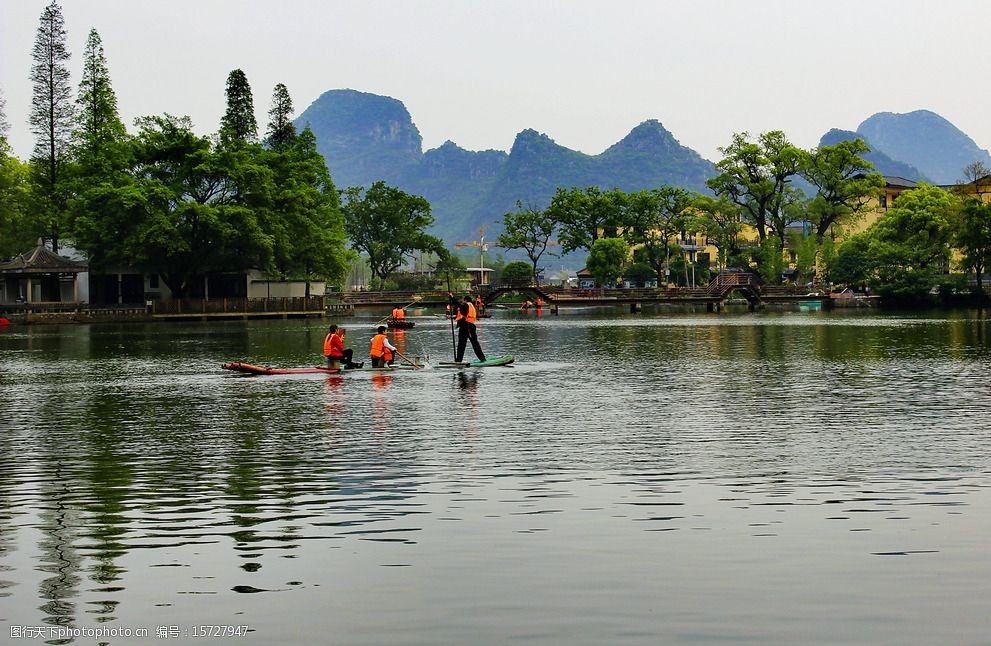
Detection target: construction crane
<box><xmin>454</xmin><ymin>227</ymin><xmax>491</xmax><ymax>286</ymax></box>
<box><xmin>455</xmin><ymin>226</ymin><xmax>490</xmax><ymax>268</ymax></box>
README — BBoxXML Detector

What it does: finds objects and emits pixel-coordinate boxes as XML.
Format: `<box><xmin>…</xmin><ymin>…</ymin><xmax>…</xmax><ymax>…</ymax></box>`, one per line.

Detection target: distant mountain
<box><xmin>817</xmin><ymin>128</ymin><xmax>926</xmax><ymax>181</ymax></box>
<box><xmin>295</xmin><ymin>89</ymin><xmax>422</xmax><ymax>188</ymax></box>
<box><xmin>856</xmin><ymin>110</ymin><xmax>991</xmax><ymax>184</ymax></box>
<box><xmin>295</xmin><ymin>90</ymin><xmax>716</xmax><ymax>244</ymax></box>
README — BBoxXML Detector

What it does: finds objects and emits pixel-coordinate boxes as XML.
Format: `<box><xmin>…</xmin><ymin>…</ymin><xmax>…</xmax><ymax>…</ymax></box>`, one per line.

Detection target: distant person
<box><xmin>391</xmin><ymin>306</ymin><xmax>405</xmax><ymax>319</ymax></box>
<box><xmin>449</xmin><ymin>292</ymin><xmax>486</xmax><ymax>363</ymax></box>
<box><xmin>535</xmin><ymin>297</ymin><xmax>543</xmax><ymax>309</ymax></box>
<box><xmin>475</xmin><ymin>295</ymin><xmax>485</xmax><ymax>315</ymax></box>
<box><xmin>520</xmin><ymin>299</ymin><xmax>532</xmax><ymax>311</ymax></box>
<box><xmin>369</xmin><ymin>325</ymin><xmax>397</xmax><ymax>368</ymax></box>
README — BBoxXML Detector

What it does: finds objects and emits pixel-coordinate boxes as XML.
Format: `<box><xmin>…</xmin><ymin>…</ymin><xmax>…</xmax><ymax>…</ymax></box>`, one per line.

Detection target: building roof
<box><xmin>883</xmin><ymin>176</ymin><xmax>919</xmax><ymax>189</ymax></box>
<box><xmin>0</xmin><ymin>239</ymin><xmax>89</xmax><ymax>274</ymax></box>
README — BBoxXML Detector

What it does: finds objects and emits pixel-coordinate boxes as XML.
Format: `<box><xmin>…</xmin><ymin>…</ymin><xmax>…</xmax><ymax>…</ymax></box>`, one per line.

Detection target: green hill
<box><xmin>296</xmin><ymin>90</ymin><xmax>716</xmax><ymax>244</ymax></box>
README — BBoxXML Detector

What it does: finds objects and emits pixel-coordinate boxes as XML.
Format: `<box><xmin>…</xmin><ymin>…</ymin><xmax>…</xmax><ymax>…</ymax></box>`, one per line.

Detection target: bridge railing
<box><xmin>707</xmin><ymin>271</ymin><xmax>761</xmax><ymax>295</ymax></box>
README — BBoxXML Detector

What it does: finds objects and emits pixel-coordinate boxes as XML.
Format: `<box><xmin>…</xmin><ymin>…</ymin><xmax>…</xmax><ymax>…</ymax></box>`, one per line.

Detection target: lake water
<box><xmin>1</xmin><ymin>308</ymin><xmax>990</xmax><ymax>645</ymax></box>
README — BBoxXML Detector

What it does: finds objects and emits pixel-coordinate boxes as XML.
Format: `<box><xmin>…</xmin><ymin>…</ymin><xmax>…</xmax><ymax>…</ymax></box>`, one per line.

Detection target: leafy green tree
<box><xmin>500</xmin><ymin>261</ymin><xmax>532</xmax><ymax>285</ymax></box>
<box><xmin>954</xmin><ymin>198</ymin><xmax>991</xmax><ymax>291</ymax></box>
<box><xmin>263</xmin><ymin>127</ymin><xmax>350</xmax><ymax>290</ymax></box>
<box><xmin>73</xmin><ymin>28</ymin><xmax>128</xmax><ymax>178</ymax></box>
<box><xmin>830</xmin><ymin>234</ymin><xmax>871</xmax><ymax>287</ymax></box>
<box><xmin>623</xmin><ymin>262</ymin><xmax>656</xmax><ymax>287</ymax></box>
<box><xmin>692</xmin><ymin>195</ymin><xmax>747</xmax><ymax>269</ymax></box>
<box><xmin>73</xmin><ymin>114</ymin><xmax>272</xmax><ymax>297</ymax></box>
<box><xmin>341</xmin><ymin>181</ymin><xmax>445</xmax><ymax>282</ymax></box>
<box><xmin>0</xmin><ymin>138</ymin><xmax>33</xmax><ymax>259</ymax></box>
<box><xmin>29</xmin><ymin>0</ymin><xmax>74</xmax><ymax>252</ymax></box>
<box><xmin>547</xmin><ymin>186</ymin><xmax>626</xmax><ymax>254</ymax></box>
<box><xmin>586</xmin><ymin>237</ymin><xmax>629</xmax><ymax>287</ymax></box>
<box><xmin>801</xmin><ymin>138</ymin><xmax>884</xmax><ymax>279</ymax></box>
<box><xmin>0</xmin><ymin>87</ymin><xmax>9</xmax><ymax>137</ymax></box>
<box><xmin>265</xmin><ymin>83</ymin><xmax>296</xmax><ymax>150</ymax></box>
<box><xmin>219</xmin><ymin>69</ymin><xmax>257</xmax><ymax>146</ymax></box>
<box><xmin>497</xmin><ymin>201</ymin><xmax>557</xmax><ymax>285</ymax></box>
<box><xmin>624</xmin><ymin>187</ymin><xmax>696</xmax><ymax>284</ymax></box>
<box><xmin>707</xmin><ymin>131</ymin><xmax>804</xmax><ymax>268</ymax></box>
<box><xmin>866</xmin><ymin>184</ymin><xmax>956</xmax><ymax>302</ymax></box>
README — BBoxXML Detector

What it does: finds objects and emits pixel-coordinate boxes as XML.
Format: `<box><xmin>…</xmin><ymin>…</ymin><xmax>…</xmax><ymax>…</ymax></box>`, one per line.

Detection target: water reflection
<box><xmin>0</xmin><ymin>313</ymin><xmax>989</xmax><ymax>644</ymax></box>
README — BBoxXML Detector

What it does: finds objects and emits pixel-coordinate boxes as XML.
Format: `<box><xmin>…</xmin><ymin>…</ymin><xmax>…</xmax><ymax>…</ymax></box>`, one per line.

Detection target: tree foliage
<box><xmin>623</xmin><ymin>187</ymin><xmax>697</xmax><ymax>284</ymax></box>
<box><xmin>586</xmin><ymin>237</ymin><xmax>629</xmax><ymax>287</ymax></box>
<box><xmin>73</xmin><ymin>28</ymin><xmax>128</xmax><ymax>178</ymax></box>
<box><xmin>29</xmin><ymin>0</ymin><xmax>74</xmax><ymax>251</ymax></box>
<box><xmin>264</xmin><ymin>126</ymin><xmax>350</xmax><ymax>286</ymax></box>
<box><xmin>497</xmin><ymin>201</ymin><xmax>557</xmax><ymax>285</ymax></box>
<box><xmin>953</xmin><ymin>198</ymin><xmax>991</xmax><ymax>290</ymax></box>
<box><xmin>547</xmin><ymin>186</ymin><xmax>625</xmax><ymax>254</ymax></box>
<box><xmin>219</xmin><ymin>69</ymin><xmax>257</xmax><ymax>146</ymax></box>
<box><xmin>802</xmin><ymin>139</ymin><xmax>884</xmax><ymax>239</ymax></box>
<box><xmin>265</xmin><ymin>83</ymin><xmax>296</xmax><ymax>150</ymax></box>
<box><xmin>500</xmin><ymin>261</ymin><xmax>532</xmax><ymax>285</ymax></box>
<box><xmin>341</xmin><ymin>181</ymin><xmax>446</xmax><ymax>282</ymax></box>
<box><xmin>707</xmin><ymin>131</ymin><xmax>804</xmax><ymax>252</ymax></box>
<box><xmin>73</xmin><ymin>114</ymin><xmax>272</xmax><ymax>297</ymax></box>
<box><xmin>860</xmin><ymin>184</ymin><xmax>956</xmax><ymax>301</ymax></box>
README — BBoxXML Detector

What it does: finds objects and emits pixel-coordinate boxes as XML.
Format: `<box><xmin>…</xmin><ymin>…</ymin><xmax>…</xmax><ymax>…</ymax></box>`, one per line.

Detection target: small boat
<box><xmin>222</xmin><ymin>362</ymin><xmax>340</xmax><ymax>375</ymax></box>
<box><xmin>387</xmin><ymin>318</ymin><xmax>415</xmax><ymax>329</ymax></box>
<box><xmin>436</xmin><ymin>355</ymin><xmax>515</xmax><ymax>368</ymax></box>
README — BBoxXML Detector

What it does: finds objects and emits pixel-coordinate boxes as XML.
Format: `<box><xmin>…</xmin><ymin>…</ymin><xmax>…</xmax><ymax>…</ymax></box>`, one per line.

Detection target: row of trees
<box><xmin>3</xmin><ymin>3</ymin><xmax>988</xmax><ymax>305</ymax></box>
<box><xmin>1</xmin><ymin>2</ymin><xmax>460</xmax><ymax>299</ymax></box>
<box><xmin>0</xmin><ymin>2</ymin><xmax>355</xmax><ymax>298</ymax></box>
<box><xmin>495</xmin><ymin>134</ymin><xmax>887</xmax><ymax>288</ymax></box>
<box><xmin>496</xmin><ymin>132</ymin><xmax>991</xmax><ymax>302</ymax></box>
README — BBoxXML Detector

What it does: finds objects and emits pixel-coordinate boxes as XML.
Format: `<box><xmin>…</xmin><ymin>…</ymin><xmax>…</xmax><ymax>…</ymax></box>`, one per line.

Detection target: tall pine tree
<box><xmin>265</xmin><ymin>83</ymin><xmax>296</xmax><ymax>150</ymax></box>
<box><xmin>219</xmin><ymin>69</ymin><xmax>257</xmax><ymax>146</ymax></box>
<box><xmin>29</xmin><ymin>0</ymin><xmax>74</xmax><ymax>252</ymax></box>
<box><xmin>73</xmin><ymin>28</ymin><xmax>127</xmax><ymax>177</ymax></box>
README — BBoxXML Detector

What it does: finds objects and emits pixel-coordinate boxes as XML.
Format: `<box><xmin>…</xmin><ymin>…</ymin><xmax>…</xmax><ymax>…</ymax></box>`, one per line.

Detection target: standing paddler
<box><xmin>448</xmin><ymin>292</ymin><xmax>486</xmax><ymax>364</ymax></box>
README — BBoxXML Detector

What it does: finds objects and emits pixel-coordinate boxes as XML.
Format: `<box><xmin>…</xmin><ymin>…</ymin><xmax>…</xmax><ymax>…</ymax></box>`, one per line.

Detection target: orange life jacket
<box><xmin>323</xmin><ymin>333</ymin><xmax>333</xmax><ymax>356</ymax></box>
<box><xmin>457</xmin><ymin>301</ymin><xmax>477</xmax><ymax>324</ymax></box>
<box><xmin>370</xmin><ymin>333</ymin><xmax>387</xmax><ymax>358</ymax></box>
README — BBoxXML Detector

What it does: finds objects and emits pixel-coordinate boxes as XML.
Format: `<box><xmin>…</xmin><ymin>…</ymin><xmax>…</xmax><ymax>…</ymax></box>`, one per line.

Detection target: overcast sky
<box><xmin>2</xmin><ymin>0</ymin><xmax>990</xmax><ymax>163</ymax></box>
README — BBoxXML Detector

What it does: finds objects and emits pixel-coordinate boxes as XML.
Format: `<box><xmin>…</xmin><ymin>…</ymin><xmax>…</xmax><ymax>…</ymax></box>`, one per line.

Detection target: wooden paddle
<box><xmin>393</xmin><ymin>348</ymin><xmax>424</xmax><ymax>369</ymax></box>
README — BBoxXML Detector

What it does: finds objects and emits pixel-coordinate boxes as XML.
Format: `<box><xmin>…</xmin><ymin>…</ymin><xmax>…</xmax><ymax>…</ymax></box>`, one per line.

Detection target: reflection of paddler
<box><xmin>369</xmin><ymin>325</ymin><xmax>397</xmax><ymax>367</ymax></box>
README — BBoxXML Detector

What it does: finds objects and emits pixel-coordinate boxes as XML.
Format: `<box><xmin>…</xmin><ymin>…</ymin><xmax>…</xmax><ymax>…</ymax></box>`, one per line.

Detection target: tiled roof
<box><xmin>0</xmin><ymin>240</ymin><xmax>88</xmax><ymax>274</ymax></box>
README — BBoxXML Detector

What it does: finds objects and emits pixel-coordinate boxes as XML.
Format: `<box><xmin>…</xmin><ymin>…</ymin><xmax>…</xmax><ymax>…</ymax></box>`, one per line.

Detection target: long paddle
<box><xmin>446</xmin><ymin>291</ymin><xmax>457</xmax><ymax>360</ymax></box>
<box><xmin>393</xmin><ymin>348</ymin><xmax>424</xmax><ymax>369</ymax></box>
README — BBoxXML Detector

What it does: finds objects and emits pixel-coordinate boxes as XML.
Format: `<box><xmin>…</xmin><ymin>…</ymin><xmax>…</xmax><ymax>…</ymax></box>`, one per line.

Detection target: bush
<box><xmin>501</xmin><ymin>261</ymin><xmax>532</xmax><ymax>285</ymax></box>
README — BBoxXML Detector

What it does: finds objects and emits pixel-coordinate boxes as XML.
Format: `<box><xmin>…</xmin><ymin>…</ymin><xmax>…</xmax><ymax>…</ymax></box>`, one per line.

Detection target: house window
<box><xmin>880</xmin><ymin>194</ymin><xmax>888</xmax><ymax>209</ymax></box>
<box><xmin>149</xmin><ymin>274</ymin><xmax>159</xmax><ymax>289</ymax></box>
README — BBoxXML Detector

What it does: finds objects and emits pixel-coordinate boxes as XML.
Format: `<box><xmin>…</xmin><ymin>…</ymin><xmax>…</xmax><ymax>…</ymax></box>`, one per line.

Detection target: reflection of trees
<box><xmin>37</xmin><ymin>466</ymin><xmax>83</xmax><ymax>630</ymax></box>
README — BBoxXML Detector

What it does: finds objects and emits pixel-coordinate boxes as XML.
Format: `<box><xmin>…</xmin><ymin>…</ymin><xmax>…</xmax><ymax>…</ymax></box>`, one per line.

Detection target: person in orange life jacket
<box><xmin>324</xmin><ymin>324</ymin><xmax>362</xmax><ymax>369</ymax></box>
<box><xmin>448</xmin><ymin>292</ymin><xmax>486</xmax><ymax>363</ymax></box>
<box><xmin>391</xmin><ymin>306</ymin><xmax>405</xmax><ymax>319</ymax></box>
<box><xmin>535</xmin><ymin>297</ymin><xmax>543</xmax><ymax>308</ymax></box>
<box><xmin>369</xmin><ymin>325</ymin><xmax>397</xmax><ymax>368</ymax></box>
